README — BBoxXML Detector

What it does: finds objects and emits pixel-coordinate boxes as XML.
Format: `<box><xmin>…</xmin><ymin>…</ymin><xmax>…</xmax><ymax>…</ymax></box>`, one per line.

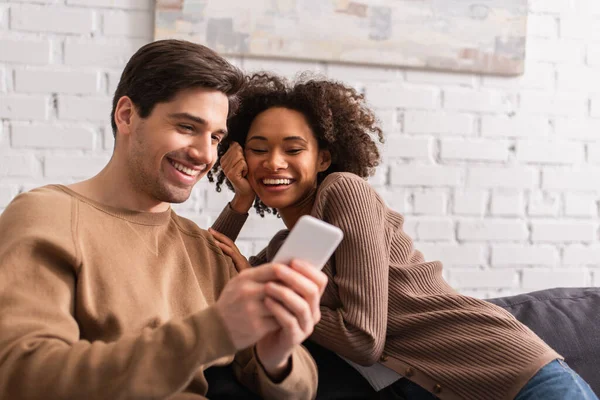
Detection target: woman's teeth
<box><xmin>262</xmin><ymin>178</ymin><xmax>292</xmax><ymax>185</ymax></box>
<box><xmin>170</xmin><ymin>160</ymin><xmax>200</xmax><ymax>177</ymax></box>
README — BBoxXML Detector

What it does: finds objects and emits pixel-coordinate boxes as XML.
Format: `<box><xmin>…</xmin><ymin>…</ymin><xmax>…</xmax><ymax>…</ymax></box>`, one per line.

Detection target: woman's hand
<box><xmin>220</xmin><ymin>142</ymin><xmax>255</xmax><ymax>213</ymax></box>
<box><xmin>209</xmin><ymin>228</ymin><xmax>252</xmax><ymax>272</ymax></box>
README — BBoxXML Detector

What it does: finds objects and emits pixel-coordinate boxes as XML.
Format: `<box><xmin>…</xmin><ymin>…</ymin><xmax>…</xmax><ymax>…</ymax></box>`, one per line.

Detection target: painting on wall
<box><xmin>155</xmin><ymin>0</ymin><xmax>528</xmax><ymax>76</ymax></box>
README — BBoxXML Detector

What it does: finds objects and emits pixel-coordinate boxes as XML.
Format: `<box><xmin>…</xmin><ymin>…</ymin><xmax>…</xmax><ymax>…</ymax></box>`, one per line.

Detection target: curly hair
<box><xmin>207</xmin><ymin>72</ymin><xmax>384</xmax><ymax>217</ymax></box>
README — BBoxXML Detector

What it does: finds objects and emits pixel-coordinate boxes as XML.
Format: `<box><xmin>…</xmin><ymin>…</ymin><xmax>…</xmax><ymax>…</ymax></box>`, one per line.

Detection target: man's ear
<box><xmin>318</xmin><ymin>149</ymin><xmax>332</xmax><ymax>172</ymax></box>
<box><xmin>114</xmin><ymin>96</ymin><xmax>136</xmax><ymax>137</ymax></box>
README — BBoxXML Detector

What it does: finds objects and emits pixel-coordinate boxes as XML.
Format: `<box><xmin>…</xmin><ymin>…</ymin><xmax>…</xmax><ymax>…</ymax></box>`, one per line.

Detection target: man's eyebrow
<box><xmin>169</xmin><ymin>112</ymin><xmax>228</xmax><ymax>135</ymax></box>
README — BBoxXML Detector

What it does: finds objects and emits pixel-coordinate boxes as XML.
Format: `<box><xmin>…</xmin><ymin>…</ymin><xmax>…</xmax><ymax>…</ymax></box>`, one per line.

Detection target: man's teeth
<box><xmin>171</xmin><ymin>160</ymin><xmax>200</xmax><ymax>176</ymax></box>
<box><xmin>263</xmin><ymin>178</ymin><xmax>292</xmax><ymax>185</ymax></box>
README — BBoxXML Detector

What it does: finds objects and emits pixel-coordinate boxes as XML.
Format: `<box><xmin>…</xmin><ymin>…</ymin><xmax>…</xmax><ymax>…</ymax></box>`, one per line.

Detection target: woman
<box><xmin>207</xmin><ymin>73</ymin><xmax>597</xmax><ymax>400</ymax></box>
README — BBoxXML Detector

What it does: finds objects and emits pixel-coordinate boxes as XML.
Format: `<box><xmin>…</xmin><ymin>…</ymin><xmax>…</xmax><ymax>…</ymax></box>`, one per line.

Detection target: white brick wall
<box><xmin>0</xmin><ymin>0</ymin><xmax>599</xmax><ymax>297</ymax></box>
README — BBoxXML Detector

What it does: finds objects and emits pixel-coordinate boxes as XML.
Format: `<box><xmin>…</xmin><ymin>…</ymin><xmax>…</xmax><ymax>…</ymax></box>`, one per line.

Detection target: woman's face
<box><xmin>243</xmin><ymin>107</ymin><xmax>331</xmax><ymax>210</ymax></box>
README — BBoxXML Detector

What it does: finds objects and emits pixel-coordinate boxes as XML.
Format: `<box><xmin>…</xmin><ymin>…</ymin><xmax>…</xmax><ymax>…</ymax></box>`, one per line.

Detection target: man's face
<box><xmin>126</xmin><ymin>87</ymin><xmax>229</xmax><ymax>204</ymax></box>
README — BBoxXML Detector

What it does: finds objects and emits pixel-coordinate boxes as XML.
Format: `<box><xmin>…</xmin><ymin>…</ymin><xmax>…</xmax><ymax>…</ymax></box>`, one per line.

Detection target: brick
<box><xmin>0</xmin><ymin>95</ymin><xmax>47</xmax><ymax>120</ymax></box>
<box><xmin>415</xmin><ymin>243</ymin><xmax>485</xmax><ymax>266</ymax></box>
<box><xmin>481</xmin><ymin>115</ymin><xmax>549</xmax><ymax>138</ymax></box>
<box><xmin>458</xmin><ymin>220</ymin><xmax>528</xmax><ymax>241</ymax></box>
<box><xmin>67</xmin><ymin>0</ymin><xmax>152</xmax><ymax>8</ymax></box>
<box><xmin>492</xmin><ymin>245</ymin><xmax>558</xmax><ymax>266</ymax></box>
<box><xmin>401</xmin><ymin>218</ymin><xmax>418</xmax><ymax>239</ymax></box>
<box><xmin>0</xmin><ymin>184</ymin><xmax>19</xmax><ymax>208</ymax></box>
<box><xmin>379</xmin><ymin>187</ymin><xmax>407</xmax><ymax>213</ymax></box>
<box><xmin>0</xmin><ymin>154</ymin><xmax>39</xmax><ymax>177</ymax></box>
<box><xmin>390</xmin><ymin>165</ymin><xmax>462</xmax><ymax>187</ymax></box>
<box><xmin>531</xmin><ymin>221</ymin><xmax>596</xmax><ymax>243</ymax></box>
<box><xmin>108</xmin><ymin>71</ymin><xmax>123</xmax><ymax>96</ymax></box>
<box><xmin>102</xmin><ymin>10</ymin><xmax>153</xmax><ymax>38</ymax></box>
<box><xmin>11</xmin><ymin>5</ymin><xmax>95</xmax><ymax>34</ymax></box>
<box><xmin>365</xmin><ymin>84</ymin><xmax>439</xmax><ymax>109</ymax></box>
<box><xmin>556</xmin><ymin>65</ymin><xmax>600</xmax><ymax>90</ymax></box>
<box><xmin>440</xmin><ymin>139</ymin><xmax>509</xmax><ymax>162</ymax></box>
<box><xmin>522</xmin><ymin>269</ymin><xmax>589</xmax><ymax>290</ymax></box>
<box><xmin>554</xmin><ymin>118</ymin><xmax>600</xmax><ymax>140</ymax></box>
<box><xmin>491</xmin><ymin>191</ymin><xmax>524</xmax><ymax>217</ymax></box>
<box><xmin>15</xmin><ymin>69</ymin><xmax>99</xmax><ymax>94</ymax></box>
<box><xmin>564</xmin><ymin>193</ymin><xmax>598</xmax><ymax>217</ymax></box>
<box><xmin>525</xmin><ymin>38</ymin><xmax>583</xmax><ymax>63</ymax></box>
<box><xmin>404</xmin><ymin>111</ymin><xmax>474</xmax><ymax>135</ymax></box>
<box><xmin>528</xmin><ymin>192</ymin><xmax>561</xmax><ymax>217</ymax></box>
<box><xmin>58</xmin><ymin>96</ymin><xmax>112</xmax><ymax>122</ymax></box>
<box><xmin>373</xmin><ymin>110</ymin><xmax>400</xmax><ymax>135</ymax></box>
<box><xmin>238</xmin><ymin>216</ymin><xmax>286</xmax><ymax>240</ymax></box>
<box><xmin>588</xmin><ymin>44</ymin><xmax>600</xmax><ymax>66</ymax></box>
<box><xmin>529</xmin><ymin>0</ymin><xmax>574</xmax><ymax>13</ymax></box>
<box><xmin>528</xmin><ymin>15</ymin><xmax>558</xmax><ymax>37</ymax></box>
<box><xmin>65</xmin><ymin>40</ymin><xmax>144</xmax><ymax>68</ymax></box>
<box><xmin>467</xmin><ymin>167</ymin><xmax>538</xmax><ymax>189</ymax></box>
<box><xmin>482</xmin><ymin>63</ymin><xmax>554</xmax><ymax>90</ymax></box>
<box><xmin>0</xmin><ymin>39</ymin><xmax>50</xmax><ymax>64</ymax></box>
<box><xmin>44</xmin><ymin>155</ymin><xmax>108</xmax><ymax>178</ymax></box>
<box><xmin>367</xmin><ymin>165</ymin><xmax>388</xmax><ymax>187</ymax></box>
<box><xmin>405</xmin><ymin>71</ymin><xmax>476</xmax><ymax>86</ymax></box>
<box><xmin>520</xmin><ymin>91</ymin><xmax>585</xmax><ymax>117</ymax></box>
<box><xmin>415</xmin><ymin>218</ymin><xmax>454</xmax><ymax>241</ymax></box>
<box><xmin>327</xmin><ymin>64</ymin><xmax>400</xmax><ymax>82</ymax></box>
<box><xmin>444</xmin><ymin>89</ymin><xmax>515</xmax><ymax>113</ymax></box>
<box><xmin>383</xmin><ymin>136</ymin><xmax>431</xmax><ymax>160</ymax></box>
<box><xmin>11</xmin><ymin>123</ymin><xmax>95</xmax><ymax>150</ymax></box>
<box><xmin>592</xmin><ymin>96</ymin><xmax>600</xmax><ymax>118</ymax></box>
<box><xmin>563</xmin><ymin>245</ymin><xmax>600</xmax><ymax>265</ymax></box>
<box><xmin>588</xmin><ymin>143</ymin><xmax>600</xmax><ymax>164</ymax></box>
<box><xmin>412</xmin><ymin>191</ymin><xmax>446</xmax><ymax>215</ymax></box>
<box><xmin>205</xmin><ymin>186</ymin><xmax>234</xmax><ymax>211</ymax></box>
<box><xmin>542</xmin><ymin>168</ymin><xmax>600</xmax><ymax>191</ymax></box>
<box><xmin>516</xmin><ymin>141</ymin><xmax>584</xmax><ymax>164</ymax></box>
<box><xmin>453</xmin><ymin>190</ymin><xmax>487</xmax><ymax>216</ymax></box>
<box><xmin>0</xmin><ymin>5</ymin><xmax>7</xmax><ymax>30</ymax></box>
<box><xmin>103</xmin><ymin>126</ymin><xmax>115</xmax><ymax>150</ymax></box>
<box><xmin>449</xmin><ymin>269</ymin><xmax>518</xmax><ymax>289</ymax></box>
<box><xmin>560</xmin><ymin>17</ymin><xmax>591</xmax><ymax>39</ymax></box>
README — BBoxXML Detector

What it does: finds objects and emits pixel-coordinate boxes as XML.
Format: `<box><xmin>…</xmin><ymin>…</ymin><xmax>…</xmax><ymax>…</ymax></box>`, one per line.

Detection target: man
<box><xmin>0</xmin><ymin>40</ymin><xmax>326</xmax><ymax>399</ymax></box>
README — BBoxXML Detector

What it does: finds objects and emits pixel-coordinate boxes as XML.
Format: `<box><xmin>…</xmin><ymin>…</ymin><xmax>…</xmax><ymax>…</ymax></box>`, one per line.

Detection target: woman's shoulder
<box><xmin>314</xmin><ymin>172</ymin><xmax>383</xmax><ymax>216</ymax></box>
<box><xmin>318</xmin><ymin>172</ymin><xmax>374</xmax><ymax>195</ymax></box>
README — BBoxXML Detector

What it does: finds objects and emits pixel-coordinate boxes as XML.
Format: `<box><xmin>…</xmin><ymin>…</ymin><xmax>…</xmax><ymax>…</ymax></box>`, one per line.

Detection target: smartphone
<box><xmin>272</xmin><ymin>215</ymin><xmax>344</xmax><ymax>270</ymax></box>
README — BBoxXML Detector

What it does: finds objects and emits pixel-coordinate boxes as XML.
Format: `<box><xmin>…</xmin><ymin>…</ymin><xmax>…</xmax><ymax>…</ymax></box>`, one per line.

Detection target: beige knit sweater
<box><xmin>213</xmin><ymin>172</ymin><xmax>561</xmax><ymax>400</ymax></box>
<box><xmin>0</xmin><ymin>185</ymin><xmax>317</xmax><ymax>400</ymax></box>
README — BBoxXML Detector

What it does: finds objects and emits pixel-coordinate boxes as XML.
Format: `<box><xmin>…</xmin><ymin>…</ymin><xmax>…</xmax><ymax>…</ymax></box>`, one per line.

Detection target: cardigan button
<box><xmin>404</xmin><ymin>367</ymin><xmax>415</xmax><ymax>377</ymax></box>
<box><xmin>433</xmin><ymin>384</ymin><xmax>442</xmax><ymax>394</ymax></box>
<box><xmin>379</xmin><ymin>354</ymin><xmax>389</xmax><ymax>362</ymax></box>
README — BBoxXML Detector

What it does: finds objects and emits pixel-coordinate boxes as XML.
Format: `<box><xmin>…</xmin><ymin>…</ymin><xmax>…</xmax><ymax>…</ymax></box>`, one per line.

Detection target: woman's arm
<box><xmin>310</xmin><ymin>176</ymin><xmax>390</xmax><ymax>366</ymax></box>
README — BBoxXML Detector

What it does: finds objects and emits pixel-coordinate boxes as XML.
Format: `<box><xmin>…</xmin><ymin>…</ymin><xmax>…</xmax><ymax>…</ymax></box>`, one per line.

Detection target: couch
<box><xmin>488</xmin><ymin>287</ymin><xmax>599</xmax><ymax>396</ymax></box>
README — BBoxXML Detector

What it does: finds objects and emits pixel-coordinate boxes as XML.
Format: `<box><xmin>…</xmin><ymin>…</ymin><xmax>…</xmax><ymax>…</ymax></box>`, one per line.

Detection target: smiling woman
<box><xmin>208</xmin><ymin>73</ymin><xmax>598</xmax><ymax>400</ymax></box>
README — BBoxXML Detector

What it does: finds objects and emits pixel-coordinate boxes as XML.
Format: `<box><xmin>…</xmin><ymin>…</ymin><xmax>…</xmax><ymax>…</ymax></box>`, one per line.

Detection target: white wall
<box><xmin>1</xmin><ymin>0</ymin><xmax>599</xmax><ymax>297</ymax></box>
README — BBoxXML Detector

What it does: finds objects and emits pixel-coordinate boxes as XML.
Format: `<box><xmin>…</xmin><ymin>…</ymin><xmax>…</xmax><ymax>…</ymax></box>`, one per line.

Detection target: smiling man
<box><xmin>0</xmin><ymin>40</ymin><xmax>326</xmax><ymax>400</ymax></box>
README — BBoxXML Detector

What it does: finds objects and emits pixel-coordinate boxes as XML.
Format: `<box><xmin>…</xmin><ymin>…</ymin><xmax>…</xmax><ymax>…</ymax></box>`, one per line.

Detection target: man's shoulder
<box><xmin>170</xmin><ymin>213</ymin><xmax>226</xmax><ymax>257</ymax></box>
<box><xmin>1</xmin><ymin>185</ymin><xmax>73</xmax><ymax>223</ymax></box>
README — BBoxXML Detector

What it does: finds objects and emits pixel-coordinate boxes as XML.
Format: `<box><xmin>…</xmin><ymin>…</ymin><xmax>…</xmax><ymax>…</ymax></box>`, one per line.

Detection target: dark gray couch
<box><xmin>489</xmin><ymin>287</ymin><xmax>600</xmax><ymax>395</ymax></box>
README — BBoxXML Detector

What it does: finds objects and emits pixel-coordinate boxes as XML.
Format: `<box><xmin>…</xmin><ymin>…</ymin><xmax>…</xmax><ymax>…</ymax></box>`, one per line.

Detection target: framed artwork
<box><xmin>155</xmin><ymin>0</ymin><xmax>528</xmax><ymax>75</ymax></box>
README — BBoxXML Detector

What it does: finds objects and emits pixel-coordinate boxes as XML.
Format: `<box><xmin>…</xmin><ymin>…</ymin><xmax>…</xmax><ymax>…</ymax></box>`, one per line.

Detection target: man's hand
<box><xmin>255</xmin><ymin>260</ymin><xmax>328</xmax><ymax>380</ymax></box>
<box><xmin>209</xmin><ymin>228</ymin><xmax>252</xmax><ymax>272</ymax></box>
<box><xmin>220</xmin><ymin>142</ymin><xmax>255</xmax><ymax>213</ymax></box>
<box><xmin>214</xmin><ymin>265</ymin><xmax>281</xmax><ymax>350</ymax></box>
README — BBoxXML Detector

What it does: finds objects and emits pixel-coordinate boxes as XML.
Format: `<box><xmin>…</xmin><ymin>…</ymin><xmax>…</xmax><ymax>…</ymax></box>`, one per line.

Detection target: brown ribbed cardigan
<box><xmin>213</xmin><ymin>172</ymin><xmax>561</xmax><ymax>400</ymax></box>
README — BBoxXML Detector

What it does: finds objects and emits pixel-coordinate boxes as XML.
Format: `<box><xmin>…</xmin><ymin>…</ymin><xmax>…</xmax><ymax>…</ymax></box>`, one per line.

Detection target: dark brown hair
<box><xmin>110</xmin><ymin>39</ymin><xmax>245</xmax><ymax>136</ymax></box>
<box><xmin>208</xmin><ymin>72</ymin><xmax>384</xmax><ymax>217</ymax></box>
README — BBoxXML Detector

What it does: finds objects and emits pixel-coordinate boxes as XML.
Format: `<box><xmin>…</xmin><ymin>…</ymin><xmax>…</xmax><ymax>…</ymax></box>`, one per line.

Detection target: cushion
<box><xmin>488</xmin><ymin>287</ymin><xmax>600</xmax><ymax>395</ymax></box>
